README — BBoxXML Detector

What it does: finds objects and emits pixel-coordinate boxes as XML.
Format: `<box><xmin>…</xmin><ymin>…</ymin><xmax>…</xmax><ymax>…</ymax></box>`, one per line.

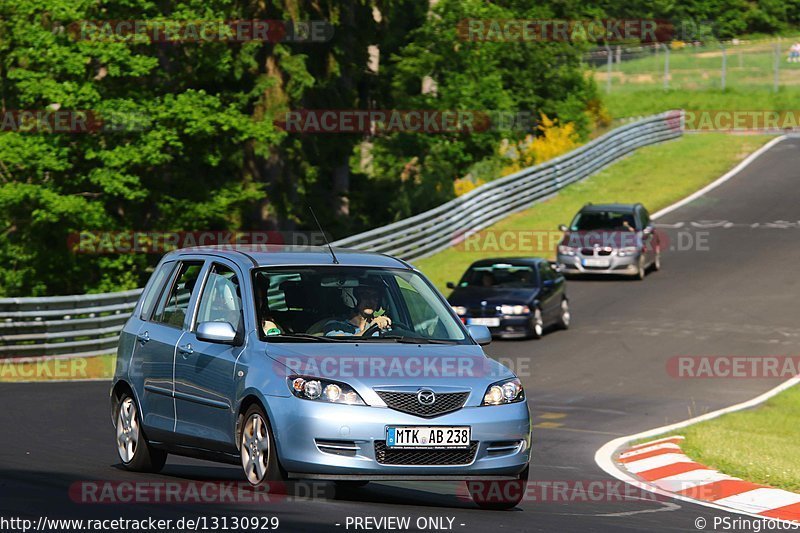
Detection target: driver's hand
<box><xmin>371</xmin><ymin>316</ymin><xmax>392</xmax><ymax>330</ymax></box>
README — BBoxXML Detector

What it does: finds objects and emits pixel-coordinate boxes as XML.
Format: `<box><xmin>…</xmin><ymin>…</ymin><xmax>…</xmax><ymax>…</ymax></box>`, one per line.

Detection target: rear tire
<box><xmin>115</xmin><ymin>394</ymin><xmax>167</xmax><ymax>473</ymax></box>
<box><xmin>240</xmin><ymin>405</ymin><xmax>285</xmax><ymax>486</ymax></box>
<box><xmin>652</xmin><ymin>246</ymin><xmax>661</xmax><ymax>272</ymax></box>
<box><xmin>468</xmin><ymin>466</ymin><xmax>529</xmax><ymax>510</ymax></box>
<box><xmin>556</xmin><ymin>299</ymin><xmax>570</xmax><ymax>330</ymax></box>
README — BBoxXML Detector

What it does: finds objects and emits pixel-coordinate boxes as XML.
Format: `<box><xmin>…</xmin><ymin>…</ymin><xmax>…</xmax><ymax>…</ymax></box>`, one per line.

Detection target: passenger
<box><xmin>323</xmin><ymin>283</ymin><xmax>392</xmax><ymax>336</ymax></box>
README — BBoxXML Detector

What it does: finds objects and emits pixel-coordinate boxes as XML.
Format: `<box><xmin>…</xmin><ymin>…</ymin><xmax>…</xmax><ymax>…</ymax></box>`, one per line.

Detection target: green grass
<box><xmin>666</xmin><ymin>385</ymin><xmax>800</xmax><ymax>493</ymax></box>
<box><xmin>415</xmin><ymin>133</ymin><xmax>773</xmax><ymax>291</ymax></box>
<box><xmin>603</xmin><ymin>88</ymin><xmax>800</xmax><ymax>121</ymax></box>
<box><xmin>592</xmin><ymin>39</ymin><xmax>800</xmax><ymax>118</ymax></box>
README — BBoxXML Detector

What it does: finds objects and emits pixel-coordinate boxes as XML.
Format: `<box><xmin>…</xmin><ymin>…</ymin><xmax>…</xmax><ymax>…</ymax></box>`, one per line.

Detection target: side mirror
<box><xmin>446</xmin><ymin>281</ymin><xmax>456</xmax><ymax>289</ymax></box>
<box><xmin>467</xmin><ymin>325</ymin><xmax>492</xmax><ymax>346</ymax></box>
<box><xmin>643</xmin><ymin>225</ymin><xmax>654</xmax><ymax>235</ymax></box>
<box><xmin>542</xmin><ymin>279</ymin><xmax>555</xmax><ymax>287</ymax></box>
<box><xmin>558</xmin><ymin>224</ymin><xmax>568</xmax><ymax>232</ymax></box>
<box><xmin>196</xmin><ymin>321</ymin><xmax>237</xmax><ymax>344</ymax></box>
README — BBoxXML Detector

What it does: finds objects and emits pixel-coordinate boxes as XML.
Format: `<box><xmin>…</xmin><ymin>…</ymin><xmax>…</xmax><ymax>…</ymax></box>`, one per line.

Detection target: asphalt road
<box><xmin>2</xmin><ymin>137</ymin><xmax>799</xmax><ymax>532</ymax></box>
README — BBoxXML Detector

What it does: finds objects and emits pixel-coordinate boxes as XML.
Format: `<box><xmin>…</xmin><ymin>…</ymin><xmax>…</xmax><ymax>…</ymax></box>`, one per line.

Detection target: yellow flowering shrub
<box><xmin>501</xmin><ymin>114</ymin><xmax>580</xmax><ymax>175</ymax></box>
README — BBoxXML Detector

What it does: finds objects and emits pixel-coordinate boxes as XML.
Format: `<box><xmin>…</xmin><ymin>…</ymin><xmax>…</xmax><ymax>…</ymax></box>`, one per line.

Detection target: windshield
<box><xmin>252</xmin><ymin>266</ymin><xmax>468</xmax><ymax>343</ymax></box>
<box><xmin>457</xmin><ymin>263</ymin><xmax>538</xmax><ymax>289</ymax></box>
<box><xmin>570</xmin><ymin>210</ymin><xmax>637</xmax><ymax>232</ymax></box>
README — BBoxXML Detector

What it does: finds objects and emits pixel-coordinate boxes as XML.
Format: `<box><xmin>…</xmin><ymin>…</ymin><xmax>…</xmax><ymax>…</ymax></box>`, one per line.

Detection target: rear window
<box><xmin>457</xmin><ymin>263</ymin><xmax>538</xmax><ymax>288</ymax></box>
<box><xmin>570</xmin><ymin>210</ymin><xmax>637</xmax><ymax>232</ymax></box>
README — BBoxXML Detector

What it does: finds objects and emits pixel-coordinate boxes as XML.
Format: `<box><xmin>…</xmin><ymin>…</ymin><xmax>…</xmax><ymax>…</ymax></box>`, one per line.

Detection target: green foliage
<box><xmin>360</xmin><ymin>0</ymin><xmax>599</xmax><ymax>219</ymax></box>
<box><xmin>0</xmin><ymin>0</ymin><xmax>596</xmax><ymax>296</ymax></box>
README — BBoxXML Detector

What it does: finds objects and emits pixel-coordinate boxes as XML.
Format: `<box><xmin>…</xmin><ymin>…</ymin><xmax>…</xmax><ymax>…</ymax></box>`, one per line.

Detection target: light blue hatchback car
<box><xmin>111</xmin><ymin>246</ymin><xmax>531</xmax><ymax>509</ymax></box>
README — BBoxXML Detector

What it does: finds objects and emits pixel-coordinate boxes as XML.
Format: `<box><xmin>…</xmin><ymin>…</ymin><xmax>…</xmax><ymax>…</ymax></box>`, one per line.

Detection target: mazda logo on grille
<box><xmin>416</xmin><ymin>389</ymin><xmax>436</xmax><ymax>405</ymax></box>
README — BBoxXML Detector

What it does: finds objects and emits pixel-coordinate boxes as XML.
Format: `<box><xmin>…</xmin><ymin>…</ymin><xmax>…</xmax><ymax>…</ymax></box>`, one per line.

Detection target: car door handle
<box><xmin>178</xmin><ymin>343</ymin><xmax>194</xmax><ymax>356</ymax></box>
<box><xmin>136</xmin><ymin>331</ymin><xmax>150</xmax><ymax>345</ymax></box>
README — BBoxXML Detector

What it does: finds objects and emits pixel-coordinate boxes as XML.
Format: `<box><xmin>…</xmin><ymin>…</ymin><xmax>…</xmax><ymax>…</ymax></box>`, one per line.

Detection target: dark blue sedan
<box><xmin>446</xmin><ymin>258</ymin><xmax>569</xmax><ymax>340</ymax></box>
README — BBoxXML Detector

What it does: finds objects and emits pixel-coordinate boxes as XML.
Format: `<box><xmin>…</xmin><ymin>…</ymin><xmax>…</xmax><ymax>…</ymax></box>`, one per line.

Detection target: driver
<box><xmin>323</xmin><ymin>282</ymin><xmax>392</xmax><ymax>337</ymax></box>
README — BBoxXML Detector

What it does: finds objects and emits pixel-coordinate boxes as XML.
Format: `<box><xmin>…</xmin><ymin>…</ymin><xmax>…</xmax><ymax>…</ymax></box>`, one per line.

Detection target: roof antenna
<box><xmin>309</xmin><ymin>206</ymin><xmax>339</xmax><ymax>264</ymax></box>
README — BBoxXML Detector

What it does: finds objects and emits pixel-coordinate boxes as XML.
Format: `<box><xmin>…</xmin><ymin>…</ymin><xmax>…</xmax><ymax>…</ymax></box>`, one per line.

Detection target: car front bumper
<box><xmin>460</xmin><ymin>316</ymin><xmax>533</xmax><ymax>339</ymax></box>
<box><xmin>265</xmin><ymin>396</ymin><xmax>531</xmax><ymax>480</ymax></box>
<box><xmin>557</xmin><ymin>253</ymin><xmax>640</xmax><ymax>276</ymax></box>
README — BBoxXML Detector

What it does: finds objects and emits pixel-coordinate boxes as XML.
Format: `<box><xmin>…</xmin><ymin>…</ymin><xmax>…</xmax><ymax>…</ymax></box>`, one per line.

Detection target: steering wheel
<box><xmin>361</xmin><ymin>322</ymin><xmax>383</xmax><ymax>337</ymax></box>
<box><xmin>362</xmin><ymin>320</ymin><xmax>413</xmax><ymax>337</ymax></box>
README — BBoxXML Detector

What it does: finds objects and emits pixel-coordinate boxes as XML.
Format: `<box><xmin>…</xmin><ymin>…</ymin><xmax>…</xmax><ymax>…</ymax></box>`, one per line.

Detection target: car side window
<box><xmin>139</xmin><ymin>261</ymin><xmax>176</xmax><ymax>320</ymax></box>
<box><xmin>539</xmin><ymin>263</ymin><xmax>555</xmax><ymax>281</ymax></box>
<box><xmin>640</xmin><ymin>206</ymin><xmax>651</xmax><ymax>228</ymax></box>
<box><xmin>151</xmin><ymin>261</ymin><xmax>204</xmax><ymax>328</ymax></box>
<box><xmin>194</xmin><ymin>264</ymin><xmax>242</xmax><ymax>332</ymax></box>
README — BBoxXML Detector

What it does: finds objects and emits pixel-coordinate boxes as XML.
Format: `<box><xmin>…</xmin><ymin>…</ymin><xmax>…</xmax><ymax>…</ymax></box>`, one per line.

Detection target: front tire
<box><xmin>635</xmin><ymin>255</ymin><xmax>646</xmax><ymax>280</ymax></box>
<box><xmin>468</xmin><ymin>466</ymin><xmax>529</xmax><ymax>510</ymax></box>
<box><xmin>240</xmin><ymin>405</ymin><xmax>285</xmax><ymax>486</ymax></box>
<box><xmin>115</xmin><ymin>395</ymin><xmax>167</xmax><ymax>472</ymax></box>
<box><xmin>529</xmin><ymin>307</ymin><xmax>544</xmax><ymax>339</ymax></box>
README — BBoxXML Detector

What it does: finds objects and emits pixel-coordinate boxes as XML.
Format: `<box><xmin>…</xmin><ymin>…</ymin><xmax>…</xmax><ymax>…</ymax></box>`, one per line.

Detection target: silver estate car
<box><xmin>111</xmin><ymin>246</ymin><xmax>532</xmax><ymax>509</ymax></box>
<box><xmin>556</xmin><ymin>203</ymin><xmax>661</xmax><ymax>280</ymax></box>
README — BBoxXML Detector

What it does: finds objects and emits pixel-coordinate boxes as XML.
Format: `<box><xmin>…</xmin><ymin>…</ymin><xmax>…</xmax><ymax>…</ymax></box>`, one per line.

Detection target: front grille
<box><xmin>374</xmin><ymin>441</ymin><xmax>478</xmax><ymax>465</ymax></box>
<box><xmin>597</xmin><ymin>249</ymin><xmax>613</xmax><ymax>256</ymax></box>
<box><xmin>467</xmin><ymin>307</ymin><xmax>497</xmax><ymax>318</ymax></box>
<box><xmin>376</xmin><ymin>391</ymin><xmax>469</xmax><ymax>418</ymax></box>
<box><xmin>580</xmin><ymin>248</ymin><xmax>594</xmax><ymax>256</ymax></box>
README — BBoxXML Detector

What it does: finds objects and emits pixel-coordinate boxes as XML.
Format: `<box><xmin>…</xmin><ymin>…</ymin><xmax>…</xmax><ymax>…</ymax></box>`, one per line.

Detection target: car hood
<box><xmin>263</xmin><ymin>342</ymin><xmax>515</xmax><ymax>404</ymax></box>
<box><xmin>560</xmin><ymin>230</ymin><xmax>642</xmax><ymax>248</ymax></box>
<box><xmin>448</xmin><ymin>286</ymin><xmax>539</xmax><ymax>307</ymax></box>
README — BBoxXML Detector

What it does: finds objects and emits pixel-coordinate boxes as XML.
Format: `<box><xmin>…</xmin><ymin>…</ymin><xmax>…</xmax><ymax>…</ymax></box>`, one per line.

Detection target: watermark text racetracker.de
<box><xmin>669</xmin><ymin>355</ymin><xmax>800</xmax><ymax>379</ymax></box>
<box><xmin>683</xmin><ymin>110</ymin><xmax>800</xmax><ymax>132</ymax></box>
<box><xmin>68</xmin><ymin>230</ymin><xmax>329</xmax><ymax>254</ymax></box>
<box><xmin>64</xmin><ymin>19</ymin><xmax>333</xmax><ymax>43</ymax></box>
<box><xmin>457</xmin><ymin>18</ymin><xmax>718</xmax><ymax>43</ymax></box>
<box><xmin>274</xmin><ymin>109</ymin><xmax>535</xmax><ymax>134</ymax></box>
<box><xmin>0</xmin><ymin>110</ymin><xmax>149</xmax><ymax>133</ymax></box>
<box><xmin>273</xmin><ymin>355</ymin><xmax>531</xmax><ymax>379</ymax></box>
<box><xmin>450</xmin><ymin>229</ymin><xmax>710</xmax><ymax>254</ymax></box>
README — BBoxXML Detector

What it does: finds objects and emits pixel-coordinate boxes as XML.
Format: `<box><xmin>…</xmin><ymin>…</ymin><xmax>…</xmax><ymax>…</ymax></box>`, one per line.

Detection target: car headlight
<box><xmin>452</xmin><ymin>305</ymin><xmax>467</xmax><ymax>316</ymax></box>
<box><xmin>499</xmin><ymin>304</ymin><xmax>529</xmax><ymax>315</ymax></box>
<box><xmin>558</xmin><ymin>245</ymin><xmax>577</xmax><ymax>256</ymax></box>
<box><xmin>288</xmin><ymin>377</ymin><xmax>365</xmax><ymax>405</ymax></box>
<box><xmin>481</xmin><ymin>378</ymin><xmax>525</xmax><ymax>406</ymax></box>
<box><xmin>618</xmin><ymin>246</ymin><xmax>639</xmax><ymax>256</ymax></box>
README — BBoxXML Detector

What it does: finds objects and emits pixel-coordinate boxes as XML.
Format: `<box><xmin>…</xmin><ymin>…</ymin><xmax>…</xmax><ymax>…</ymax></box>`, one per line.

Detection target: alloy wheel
<box><xmin>241</xmin><ymin>413</ymin><xmax>271</xmax><ymax>484</ymax></box>
<box><xmin>116</xmin><ymin>398</ymin><xmax>139</xmax><ymax>463</ymax></box>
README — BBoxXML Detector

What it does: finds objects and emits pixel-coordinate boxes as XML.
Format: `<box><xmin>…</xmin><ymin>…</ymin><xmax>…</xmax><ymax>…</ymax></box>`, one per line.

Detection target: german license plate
<box><xmin>467</xmin><ymin>317</ymin><xmax>500</xmax><ymax>327</ymax></box>
<box><xmin>583</xmin><ymin>258</ymin><xmax>610</xmax><ymax>267</ymax></box>
<box><xmin>386</xmin><ymin>426</ymin><xmax>471</xmax><ymax>449</ymax></box>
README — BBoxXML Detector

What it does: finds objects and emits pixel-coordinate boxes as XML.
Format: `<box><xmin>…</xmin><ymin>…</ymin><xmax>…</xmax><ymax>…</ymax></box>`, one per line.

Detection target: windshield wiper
<box><xmin>265</xmin><ymin>333</ymin><xmax>346</xmax><ymax>342</ymax></box>
<box><xmin>377</xmin><ymin>335</ymin><xmax>458</xmax><ymax>345</ymax></box>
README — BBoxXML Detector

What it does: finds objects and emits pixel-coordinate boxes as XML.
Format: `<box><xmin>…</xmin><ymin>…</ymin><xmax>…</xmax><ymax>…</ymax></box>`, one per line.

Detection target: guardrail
<box><xmin>0</xmin><ymin>289</ymin><xmax>143</xmax><ymax>359</ymax></box>
<box><xmin>0</xmin><ymin>111</ymin><xmax>682</xmax><ymax>361</ymax></box>
<box><xmin>331</xmin><ymin>110</ymin><xmax>683</xmax><ymax>260</ymax></box>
